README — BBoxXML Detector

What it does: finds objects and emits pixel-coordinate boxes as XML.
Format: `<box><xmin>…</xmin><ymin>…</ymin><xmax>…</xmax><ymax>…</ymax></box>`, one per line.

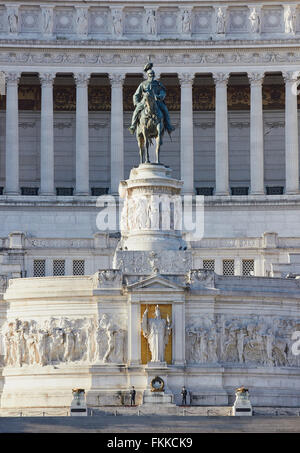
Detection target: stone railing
<box><xmin>0</xmin><ymin>2</ymin><xmax>299</xmax><ymax>41</ymax></box>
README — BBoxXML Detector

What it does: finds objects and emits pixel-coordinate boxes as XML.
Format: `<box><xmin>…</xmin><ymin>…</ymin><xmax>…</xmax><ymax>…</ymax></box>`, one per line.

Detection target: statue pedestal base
<box><xmin>232</xmin><ymin>390</ymin><xmax>253</xmax><ymax>416</ymax></box>
<box><xmin>142</xmin><ymin>390</ymin><xmax>175</xmax><ymax>406</ymax></box>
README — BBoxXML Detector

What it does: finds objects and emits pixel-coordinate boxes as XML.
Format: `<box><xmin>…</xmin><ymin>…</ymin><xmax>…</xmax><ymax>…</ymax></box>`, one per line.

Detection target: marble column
<box><xmin>5</xmin><ymin>72</ymin><xmax>20</xmax><ymax>195</ymax></box>
<box><xmin>283</xmin><ymin>71</ymin><xmax>300</xmax><ymax>194</ymax></box>
<box><xmin>74</xmin><ymin>72</ymin><xmax>90</xmax><ymax>195</ymax></box>
<box><xmin>39</xmin><ymin>72</ymin><xmax>55</xmax><ymax>195</ymax></box>
<box><xmin>249</xmin><ymin>72</ymin><xmax>265</xmax><ymax>195</ymax></box>
<box><xmin>213</xmin><ymin>72</ymin><xmax>230</xmax><ymax>195</ymax></box>
<box><xmin>109</xmin><ymin>73</ymin><xmax>125</xmax><ymax>194</ymax></box>
<box><xmin>178</xmin><ymin>72</ymin><xmax>195</xmax><ymax>194</ymax></box>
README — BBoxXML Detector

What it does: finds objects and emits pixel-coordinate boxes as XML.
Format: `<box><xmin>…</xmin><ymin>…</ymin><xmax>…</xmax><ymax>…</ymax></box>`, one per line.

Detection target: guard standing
<box><xmin>130</xmin><ymin>386</ymin><xmax>136</xmax><ymax>406</ymax></box>
<box><xmin>181</xmin><ymin>386</ymin><xmax>188</xmax><ymax>406</ymax></box>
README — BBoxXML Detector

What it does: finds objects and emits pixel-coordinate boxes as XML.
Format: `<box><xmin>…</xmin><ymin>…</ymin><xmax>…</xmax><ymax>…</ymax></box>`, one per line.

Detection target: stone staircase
<box><xmin>1</xmin><ymin>405</ymin><xmax>300</xmax><ymax>417</ymax></box>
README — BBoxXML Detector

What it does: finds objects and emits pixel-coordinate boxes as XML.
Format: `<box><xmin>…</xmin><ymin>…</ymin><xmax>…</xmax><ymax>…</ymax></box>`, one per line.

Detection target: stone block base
<box><xmin>142</xmin><ymin>390</ymin><xmax>175</xmax><ymax>406</ymax></box>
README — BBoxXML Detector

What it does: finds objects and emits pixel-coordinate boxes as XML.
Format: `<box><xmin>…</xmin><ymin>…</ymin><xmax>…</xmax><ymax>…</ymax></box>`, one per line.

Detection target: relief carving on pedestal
<box><xmin>1</xmin><ymin>315</ymin><xmax>127</xmax><ymax>367</ymax></box>
<box><xmin>186</xmin><ymin>315</ymin><xmax>300</xmax><ymax>367</ymax></box>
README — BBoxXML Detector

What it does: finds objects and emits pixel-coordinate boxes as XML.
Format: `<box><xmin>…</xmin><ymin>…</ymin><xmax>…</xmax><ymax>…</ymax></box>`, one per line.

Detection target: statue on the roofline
<box><xmin>128</xmin><ymin>63</ymin><xmax>175</xmax><ymax>165</ymax></box>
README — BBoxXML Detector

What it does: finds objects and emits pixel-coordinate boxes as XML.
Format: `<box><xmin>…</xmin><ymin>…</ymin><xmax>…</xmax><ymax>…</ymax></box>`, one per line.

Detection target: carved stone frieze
<box><xmin>0</xmin><ymin>3</ymin><xmax>299</xmax><ymax>42</ymax></box>
<box><xmin>186</xmin><ymin>315</ymin><xmax>300</xmax><ymax>367</ymax></box>
<box><xmin>1</xmin><ymin>315</ymin><xmax>127</xmax><ymax>367</ymax></box>
<box><xmin>114</xmin><ymin>250</ymin><xmax>192</xmax><ymax>275</ymax></box>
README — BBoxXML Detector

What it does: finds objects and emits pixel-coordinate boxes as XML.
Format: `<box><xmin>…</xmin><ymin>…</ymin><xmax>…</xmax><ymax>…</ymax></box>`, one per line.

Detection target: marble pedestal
<box><xmin>118</xmin><ymin>163</ymin><xmax>186</xmax><ymax>251</ymax></box>
<box><xmin>232</xmin><ymin>389</ymin><xmax>253</xmax><ymax>416</ymax></box>
<box><xmin>142</xmin><ymin>390</ymin><xmax>174</xmax><ymax>406</ymax></box>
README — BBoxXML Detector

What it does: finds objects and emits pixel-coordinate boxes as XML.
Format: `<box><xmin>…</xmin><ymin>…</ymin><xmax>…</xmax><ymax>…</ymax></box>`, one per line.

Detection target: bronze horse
<box><xmin>136</xmin><ymin>92</ymin><xmax>165</xmax><ymax>165</ymax></box>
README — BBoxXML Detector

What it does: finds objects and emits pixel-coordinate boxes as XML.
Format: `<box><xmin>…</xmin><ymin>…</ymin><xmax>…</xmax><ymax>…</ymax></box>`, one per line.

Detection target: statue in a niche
<box><xmin>141</xmin><ymin>305</ymin><xmax>172</xmax><ymax>363</ymax></box>
<box><xmin>129</xmin><ymin>63</ymin><xmax>175</xmax><ymax>165</ymax></box>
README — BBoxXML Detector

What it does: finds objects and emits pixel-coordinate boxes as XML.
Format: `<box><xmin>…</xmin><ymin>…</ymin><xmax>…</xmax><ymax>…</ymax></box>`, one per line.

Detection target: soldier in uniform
<box><xmin>181</xmin><ymin>386</ymin><xmax>188</xmax><ymax>405</ymax></box>
<box><xmin>130</xmin><ymin>385</ymin><xmax>136</xmax><ymax>406</ymax></box>
<box><xmin>128</xmin><ymin>63</ymin><xmax>175</xmax><ymax>135</ymax></box>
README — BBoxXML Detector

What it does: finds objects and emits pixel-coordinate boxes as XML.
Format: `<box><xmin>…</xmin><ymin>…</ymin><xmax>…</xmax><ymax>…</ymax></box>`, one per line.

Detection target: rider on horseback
<box><xmin>128</xmin><ymin>63</ymin><xmax>175</xmax><ymax>135</ymax></box>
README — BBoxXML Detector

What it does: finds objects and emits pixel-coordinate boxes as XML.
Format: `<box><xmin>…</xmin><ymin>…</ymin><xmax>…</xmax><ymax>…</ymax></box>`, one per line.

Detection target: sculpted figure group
<box><xmin>186</xmin><ymin>316</ymin><xmax>300</xmax><ymax>367</ymax></box>
<box><xmin>2</xmin><ymin>315</ymin><xmax>126</xmax><ymax>367</ymax></box>
<box><xmin>121</xmin><ymin>194</ymin><xmax>182</xmax><ymax>233</ymax></box>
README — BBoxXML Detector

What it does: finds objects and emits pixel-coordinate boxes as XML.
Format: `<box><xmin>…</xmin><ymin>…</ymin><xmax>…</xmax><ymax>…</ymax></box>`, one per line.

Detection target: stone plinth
<box><xmin>232</xmin><ymin>388</ymin><xmax>253</xmax><ymax>416</ymax></box>
<box><xmin>118</xmin><ymin>163</ymin><xmax>186</xmax><ymax>251</ymax></box>
<box><xmin>142</xmin><ymin>390</ymin><xmax>175</xmax><ymax>406</ymax></box>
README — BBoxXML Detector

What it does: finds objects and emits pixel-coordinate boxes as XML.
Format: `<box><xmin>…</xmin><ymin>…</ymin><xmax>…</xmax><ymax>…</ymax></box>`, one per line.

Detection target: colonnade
<box><xmin>3</xmin><ymin>69</ymin><xmax>300</xmax><ymax>195</ymax></box>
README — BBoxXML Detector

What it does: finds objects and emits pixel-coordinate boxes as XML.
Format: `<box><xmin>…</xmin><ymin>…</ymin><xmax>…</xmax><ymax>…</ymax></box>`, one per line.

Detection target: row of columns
<box><xmin>3</xmin><ymin>70</ymin><xmax>300</xmax><ymax>196</ymax></box>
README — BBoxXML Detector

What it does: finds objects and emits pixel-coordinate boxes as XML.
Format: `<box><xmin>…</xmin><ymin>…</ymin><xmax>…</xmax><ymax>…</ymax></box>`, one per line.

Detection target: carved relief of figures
<box><xmin>148</xmin><ymin>195</ymin><xmax>160</xmax><ymax>230</ymax></box>
<box><xmin>181</xmin><ymin>10</ymin><xmax>192</xmax><ymax>34</ymax></box>
<box><xmin>76</xmin><ymin>8</ymin><xmax>88</xmax><ymax>36</ymax></box>
<box><xmin>216</xmin><ymin>7</ymin><xmax>226</xmax><ymax>34</ymax></box>
<box><xmin>173</xmin><ymin>196</ymin><xmax>182</xmax><ymax>231</ymax></box>
<box><xmin>186</xmin><ymin>316</ymin><xmax>300</xmax><ymax>367</ymax></box>
<box><xmin>125</xmin><ymin>194</ymin><xmax>180</xmax><ymax>233</ymax></box>
<box><xmin>7</xmin><ymin>8</ymin><xmax>18</xmax><ymax>33</ymax></box>
<box><xmin>112</xmin><ymin>9</ymin><xmax>123</xmax><ymax>37</ymax></box>
<box><xmin>146</xmin><ymin>9</ymin><xmax>157</xmax><ymax>35</ymax></box>
<box><xmin>2</xmin><ymin>315</ymin><xmax>127</xmax><ymax>367</ymax></box>
<box><xmin>99</xmin><ymin>314</ymin><xmax>126</xmax><ymax>363</ymax></box>
<box><xmin>42</xmin><ymin>8</ymin><xmax>53</xmax><ymax>34</ymax></box>
<box><xmin>249</xmin><ymin>7</ymin><xmax>260</xmax><ymax>34</ymax></box>
<box><xmin>284</xmin><ymin>6</ymin><xmax>296</xmax><ymax>34</ymax></box>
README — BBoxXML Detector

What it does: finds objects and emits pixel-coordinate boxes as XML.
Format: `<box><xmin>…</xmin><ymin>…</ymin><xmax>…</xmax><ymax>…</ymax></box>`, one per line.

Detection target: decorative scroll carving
<box><xmin>186</xmin><ymin>315</ymin><xmax>300</xmax><ymax>367</ymax></box>
<box><xmin>186</xmin><ymin>269</ymin><xmax>215</xmax><ymax>289</ymax></box>
<box><xmin>2</xmin><ymin>315</ymin><xmax>127</xmax><ymax>367</ymax></box>
<box><xmin>98</xmin><ymin>269</ymin><xmax>122</xmax><ymax>288</ymax></box>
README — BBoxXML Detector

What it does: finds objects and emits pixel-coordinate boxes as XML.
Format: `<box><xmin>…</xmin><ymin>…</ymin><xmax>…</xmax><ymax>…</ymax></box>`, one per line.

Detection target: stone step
<box><xmin>1</xmin><ymin>406</ymin><xmax>300</xmax><ymax>417</ymax></box>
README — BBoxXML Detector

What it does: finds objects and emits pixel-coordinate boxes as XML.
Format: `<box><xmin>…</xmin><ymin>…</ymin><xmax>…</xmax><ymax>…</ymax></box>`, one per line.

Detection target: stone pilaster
<box><xmin>213</xmin><ymin>72</ymin><xmax>230</xmax><ymax>196</ymax></box>
<box><xmin>283</xmin><ymin>71</ymin><xmax>300</xmax><ymax>194</ymax></box>
<box><xmin>172</xmin><ymin>302</ymin><xmax>185</xmax><ymax>365</ymax></box>
<box><xmin>109</xmin><ymin>73</ymin><xmax>125</xmax><ymax>194</ymax></box>
<box><xmin>39</xmin><ymin>72</ymin><xmax>56</xmax><ymax>195</ymax></box>
<box><xmin>4</xmin><ymin>72</ymin><xmax>20</xmax><ymax>195</ymax></box>
<box><xmin>249</xmin><ymin>72</ymin><xmax>265</xmax><ymax>195</ymax></box>
<box><xmin>74</xmin><ymin>72</ymin><xmax>90</xmax><ymax>195</ymax></box>
<box><xmin>128</xmin><ymin>301</ymin><xmax>141</xmax><ymax>365</ymax></box>
<box><xmin>178</xmin><ymin>72</ymin><xmax>195</xmax><ymax>195</ymax></box>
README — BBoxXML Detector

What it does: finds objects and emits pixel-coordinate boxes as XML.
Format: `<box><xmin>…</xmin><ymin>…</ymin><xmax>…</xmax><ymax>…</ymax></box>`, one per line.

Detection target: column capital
<box><xmin>282</xmin><ymin>70</ymin><xmax>300</xmax><ymax>83</ymax></box>
<box><xmin>74</xmin><ymin>72</ymin><xmax>90</xmax><ymax>87</ymax></box>
<box><xmin>213</xmin><ymin>72</ymin><xmax>230</xmax><ymax>86</ymax></box>
<box><xmin>39</xmin><ymin>72</ymin><xmax>56</xmax><ymax>86</ymax></box>
<box><xmin>178</xmin><ymin>72</ymin><xmax>195</xmax><ymax>87</ymax></box>
<box><xmin>5</xmin><ymin>71</ymin><xmax>20</xmax><ymax>85</ymax></box>
<box><xmin>248</xmin><ymin>72</ymin><xmax>265</xmax><ymax>86</ymax></box>
<box><xmin>109</xmin><ymin>72</ymin><xmax>126</xmax><ymax>87</ymax></box>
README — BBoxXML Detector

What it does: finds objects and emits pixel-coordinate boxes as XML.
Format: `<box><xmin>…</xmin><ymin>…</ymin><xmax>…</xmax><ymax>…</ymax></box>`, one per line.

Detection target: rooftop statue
<box><xmin>129</xmin><ymin>63</ymin><xmax>175</xmax><ymax>165</ymax></box>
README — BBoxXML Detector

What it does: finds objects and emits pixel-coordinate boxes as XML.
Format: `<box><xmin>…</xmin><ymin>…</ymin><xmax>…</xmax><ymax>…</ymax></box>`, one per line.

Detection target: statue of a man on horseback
<box><xmin>128</xmin><ymin>63</ymin><xmax>175</xmax><ymax>164</ymax></box>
